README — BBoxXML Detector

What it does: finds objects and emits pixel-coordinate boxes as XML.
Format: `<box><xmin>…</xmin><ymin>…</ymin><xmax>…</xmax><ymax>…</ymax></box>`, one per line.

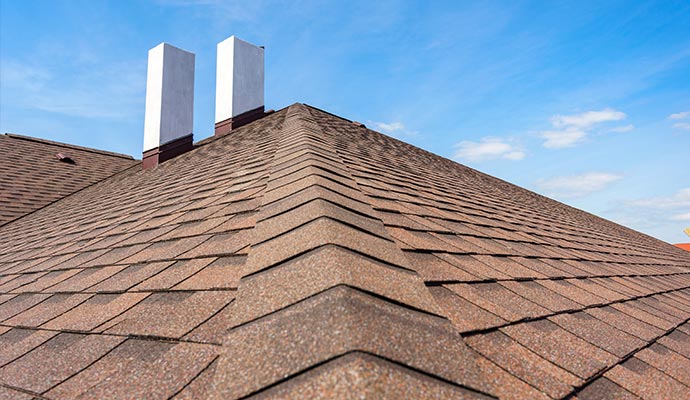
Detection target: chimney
<box><xmin>143</xmin><ymin>43</ymin><xmax>195</xmax><ymax>170</ymax></box>
<box><xmin>214</xmin><ymin>36</ymin><xmax>265</xmax><ymax>136</ymax></box>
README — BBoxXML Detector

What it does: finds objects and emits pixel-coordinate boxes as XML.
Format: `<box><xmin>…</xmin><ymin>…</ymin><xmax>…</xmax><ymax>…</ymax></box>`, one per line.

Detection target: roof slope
<box><xmin>0</xmin><ymin>133</ymin><xmax>137</xmax><ymax>226</ymax></box>
<box><xmin>0</xmin><ymin>104</ymin><xmax>689</xmax><ymax>399</ymax></box>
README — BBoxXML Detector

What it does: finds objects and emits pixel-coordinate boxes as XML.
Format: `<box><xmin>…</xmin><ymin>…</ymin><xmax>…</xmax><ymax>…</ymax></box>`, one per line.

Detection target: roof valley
<box><xmin>208</xmin><ymin>104</ymin><xmax>494</xmax><ymax>398</ymax></box>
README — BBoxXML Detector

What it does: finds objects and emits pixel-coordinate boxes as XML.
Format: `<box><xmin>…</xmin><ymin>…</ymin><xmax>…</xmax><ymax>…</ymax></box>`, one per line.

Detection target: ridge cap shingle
<box><xmin>207</xmin><ymin>102</ymin><xmax>493</xmax><ymax>397</ymax></box>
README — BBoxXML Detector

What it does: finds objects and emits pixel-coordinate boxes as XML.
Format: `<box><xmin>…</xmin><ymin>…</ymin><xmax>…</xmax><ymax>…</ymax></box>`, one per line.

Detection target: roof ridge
<box><xmin>3</xmin><ymin>133</ymin><xmax>135</xmax><ymax>160</ymax></box>
<box><xmin>208</xmin><ymin>103</ymin><xmax>492</xmax><ymax>397</ymax></box>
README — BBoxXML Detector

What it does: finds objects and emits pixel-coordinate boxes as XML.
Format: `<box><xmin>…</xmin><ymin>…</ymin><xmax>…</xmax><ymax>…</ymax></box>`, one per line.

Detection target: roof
<box><xmin>0</xmin><ymin>133</ymin><xmax>137</xmax><ymax>226</ymax></box>
<box><xmin>1</xmin><ymin>103</ymin><xmax>689</xmax><ymax>399</ymax></box>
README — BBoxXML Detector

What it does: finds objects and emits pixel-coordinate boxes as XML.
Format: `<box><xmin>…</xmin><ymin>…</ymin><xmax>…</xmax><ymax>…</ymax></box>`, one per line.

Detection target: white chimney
<box><xmin>143</xmin><ymin>43</ymin><xmax>195</xmax><ymax>169</ymax></box>
<box><xmin>214</xmin><ymin>36</ymin><xmax>265</xmax><ymax>135</ymax></box>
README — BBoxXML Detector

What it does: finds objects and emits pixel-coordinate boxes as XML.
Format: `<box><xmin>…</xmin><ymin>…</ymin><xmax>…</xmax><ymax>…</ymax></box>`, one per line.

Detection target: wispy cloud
<box><xmin>668</xmin><ymin>111</ymin><xmax>690</xmax><ymax>130</ymax></box>
<box><xmin>671</xmin><ymin>212</ymin><xmax>690</xmax><ymax>221</ymax></box>
<box><xmin>370</xmin><ymin>121</ymin><xmax>418</xmax><ymax>138</ymax></box>
<box><xmin>608</xmin><ymin>188</ymin><xmax>690</xmax><ymax>241</ymax></box>
<box><xmin>1</xmin><ymin>58</ymin><xmax>144</xmax><ymax>120</ymax></box>
<box><xmin>673</xmin><ymin>122</ymin><xmax>690</xmax><ymax>131</ymax></box>
<box><xmin>454</xmin><ymin>137</ymin><xmax>525</xmax><ymax>162</ymax></box>
<box><xmin>155</xmin><ymin>0</ymin><xmax>266</xmax><ymax>22</ymax></box>
<box><xmin>539</xmin><ymin>108</ymin><xmax>628</xmax><ymax>148</ymax></box>
<box><xmin>668</xmin><ymin>111</ymin><xmax>690</xmax><ymax>120</ymax></box>
<box><xmin>536</xmin><ymin>172</ymin><xmax>622</xmax><ymax>198</ymax></box>
<box><xmin>628</xmin><ymin>188</ymin><xmax>690</xmax><ymax>209</ymax></box>
<box><xmin>610</xmin><ymin>124</ymin><xmax>634</xmax><ymax>133</ymax></box>
<box><xmin>540</xmin><ymin>128</ymin><xmax>587</xmax><ymax>148</ymax></box>
<box><xmin>551</xmin><ymin>109</ymin><xmax>626</xmax><ymax>128</ymax></box>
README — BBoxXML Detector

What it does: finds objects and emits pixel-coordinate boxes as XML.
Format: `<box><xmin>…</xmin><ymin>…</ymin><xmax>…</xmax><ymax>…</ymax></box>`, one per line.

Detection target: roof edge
<box><xmin>3</xmin><ymin>133</ymin><xmax>136</xmax><ymax>160</ymax></box>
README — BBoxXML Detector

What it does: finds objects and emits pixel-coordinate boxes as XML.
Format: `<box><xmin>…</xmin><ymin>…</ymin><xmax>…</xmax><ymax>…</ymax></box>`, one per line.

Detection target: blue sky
<box><xmin>1</xmin><ymin>0</ymin><xmax>689</xmax><ymax>244</ymax></box>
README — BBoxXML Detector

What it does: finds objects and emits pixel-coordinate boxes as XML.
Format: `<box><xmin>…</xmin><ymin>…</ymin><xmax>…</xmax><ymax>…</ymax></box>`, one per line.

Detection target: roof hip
<box><xmin>208</xmin><ymin>104</ymin><xmax>493</xmax><ymax>397</ymax></box>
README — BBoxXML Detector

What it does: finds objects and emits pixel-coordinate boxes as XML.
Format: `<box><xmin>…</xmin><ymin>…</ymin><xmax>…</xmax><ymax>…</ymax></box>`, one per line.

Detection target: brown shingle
<box><xmin>47</xmin><ymin>265</ymin><xmax>126</xmax><ymax>292</ymax></box>
<box><xmin>429</xmin><ymin>285</ymin><xmax>506</xmax><ymax>332</ymax></box>
<box><xmin>502</xmin><ymin>319</ymin><xmax>617</xmax><ymax>379</ymax></box>
<box><xmin>466</xmin><ymin>330</ymin><xmax>581</xmax><ymax>398</ymax></box>
<box><xmin>43</xmin><ymin>292</ymin><xmax>149</xmax><ymax>331</ymax></box>
<box><xmin>605</xmin><ymin>357</ymin><xmax>690</xmax><ymax>400</ymax></box>
<box><xmin>213</xmin><ymin>285</ymin><xmax>489</xmax><ymax>399</ymax></box>
<box><xmin>635</xmin><ymin>343</ymin><xmax>690</xmax><ymax>386</ymax></box>
<box><xmin>539</xmin><ymin>279</ymin><xmax>606</xmax><ymax>307</ymax></box>
<box><xmin>403</xmin><ymin>251</ymin><xmax>480</xmax><ymax>282</ymax></box>
<box><xmin>657</xmin><ymin>329</ymin><xmax>690</xmax><ymax>358</ymax></box>
<box><xmin>549</xmin><ymin>311</ymin><xmax>645</xmax><ymax>357</ymax></box>
<box><xmin>0</xmin><ymin>133</ymin><xmax>136</xmax><ymax>225</ymax></box>
<box><xmin>438</xmin><ymin>253</ymin><xmax>512</xmax><ymax>280</ymax></box>
<box><xmin>576</xmin><ymin>377</ymin><xmax>641</xmax><ymax>400</ymax></box>
<box><xmin>0</xmin><ymin>293</ymin><xmax>50</xmax><ymax>322</ymax></box>
<box><xmin>10</xmin><ymin>269</ymin><xmax>81</xmax><ymax>293</ymax></box>
<box><xmin>173</xmin><ymin>255</ymin><xmax>246</xmax><ymax>290</ymax></box>
<box><xmin>226</xmin><ymin>245</ymin><xmax>442</xmax><ymax>329</ymax></box>
<box><xmin>133</xmin><ymin>258</ymin><xmax>216</xmax><ymax>291</ymax></box>
<box><xmin>474</xmin><ymin>356</ymin><xmax>551</xmax><ymax>400</ymax></box>
<box><xmin>101</xmin><ymin>290</ymin><xmax>235</xmax><ymax>338</ymax></box>
<box><xmin>243</xmin><ymin>217</ymin><xmax>410</xmax><ymax>276</ymax></box>
<box><xmin>500</xmin><ymin>280</ymin><xmax>581</xmax><ymax>312</ymax></box>
<box><xmin>446</xmin><ymin>282</ymin><xmax>549</xmax><ymax>322</ymax></box>
<box><xmin>120</xmin><ymin>236</ymin><xmax>212</xmax><ymax>263</ymax></box>
<box><xmin>0</xmin><ymin>328</ymin><xmax>57</xmax><ymax>367</ymax></box>
<box><xmin>611</xmin><ymin>301</ymin><xmax>677</xmax><ymax>331</ymax></box>
<box><xmin>585</xmin><ymin>306</ymin><xmax>664</xmax><ymax>341</ymax></box>
<box><xmin>46</xmin><ymin>339</ymin><xmax>217</xmax><ymax>399</ymax></box>
<box><xmin>4</xmin><ymin>293</ymin><xmax>90</xmax><ymax>327</ymax></box>
<box><xmin>0</xmin><ymin>333</ymin><xmax>124</xmax><ymax>393</ymax></box>
<box><xmin>88</xmin><ymin>261</ymin><xmax>174</xmax><ymax>292</ymax></box>
<box><xmin>252</xmin><ymin>352</ymin><xmax>492</xmax><ymax>399</ymax></box>
<box><xmin>0</xmin><ymin>385</ymin><xmax>35</xmax><ymax>399</ymax></box>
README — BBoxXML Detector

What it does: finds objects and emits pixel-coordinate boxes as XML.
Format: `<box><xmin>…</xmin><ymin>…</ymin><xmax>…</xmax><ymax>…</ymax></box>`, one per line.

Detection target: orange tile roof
<box><xmin>0</xmin><ymin>133</ymin><xmax>137</xmax><ymax>226</ymax></box>
<box><xmin>676</xmin><ymin>243</ymin><xmax>690</xmax><ymax>252</ymax></box>
<box><xmin>0</xmin><ymin>104</ymin><xmax>689</xmax><ymax>398</ymax></box>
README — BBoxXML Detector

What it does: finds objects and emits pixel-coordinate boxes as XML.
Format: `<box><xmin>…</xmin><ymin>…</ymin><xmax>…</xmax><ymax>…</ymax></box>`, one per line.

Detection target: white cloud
<box><xmin>551</xmin><ymin>109</ymin><xmax>626</xmax><ymax>128</ymax></box>
<box><xmin>540</xmin><ymin>108</ymin><xmax>628</xmax><ymax>149</ymax></box>
<box><xmin>453</xmin><ymin>137</ymin><xmax>525</xmax><ymax>162</ymax></box>
<box><xmin>628</xmin><ymin>188</ymin><xmax>690</xmax><ymax>209</ymax></box>
<box><xmin>671</xmin><ymin>212</ymin><xmax>690</xmax><ymax>221</ymax></box>
<box><xmin>669</xmin><ymin>111</ymin><xmax>690</xmax><ymax>120</ymax></box>
<box><xmin>673</xmin><ymin>122</ymin><xmax>690</xmax><ymax>131</ymax></box>
<box><xmin>610</xmin><ymin>124</ymin><xmax>634</xmax><ymax>133</ymax></box>
<box><xmin>372</xmin><ymin>121</ymin><xmax>405</xmax><ymax>133</ymax></box>
<box><xmin>536</xmin><ymin>172</ymin><xmax>622</xmax><ymax>198</ymax></box>
<box><xmin>540</xmin><ymin>128</ymin><xmax>587</xmax><ymax>148</ymax></box>
<box><xmin>370</xmin><ymin>121</ymin><xmax>418</xmax><ymax>138</ymax></box>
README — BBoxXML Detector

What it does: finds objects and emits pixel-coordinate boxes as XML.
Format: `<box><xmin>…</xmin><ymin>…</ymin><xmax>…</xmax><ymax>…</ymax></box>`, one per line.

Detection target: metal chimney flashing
<box><xmin>214</xmin><ymin>105</ymin><xmax>265</xmax><ymax>136</ymax></box>
<box><xmin>214</xmin><ymin>36</ymin><xmax>265</xmax><ymax>136</ymax></box>
<box><xmin>142</xmin><ymin>134</ymin><xmax>193</xmax><ymax>170</ymax></box>
<box><xmin>142</xmin><ymin>42</ymin><xmax>195</xmax><ymax>169</ymax></box>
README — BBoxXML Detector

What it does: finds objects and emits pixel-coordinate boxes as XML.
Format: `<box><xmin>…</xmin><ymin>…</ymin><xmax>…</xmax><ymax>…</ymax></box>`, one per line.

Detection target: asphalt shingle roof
<box><xmin>1</xmin><ymin>103</ymin><xmax>689</xmax><ymax>399</ymax></box>
<box><xmin>0</xmin><ymin>133</ymin><xmax>137</xmax><ymax>226</ymax></box>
